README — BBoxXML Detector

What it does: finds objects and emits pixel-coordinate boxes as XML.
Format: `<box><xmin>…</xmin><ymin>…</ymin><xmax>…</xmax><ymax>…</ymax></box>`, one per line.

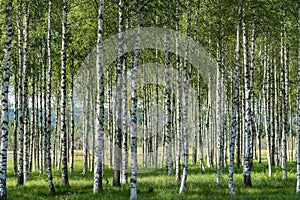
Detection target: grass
<box><xmin>5</xmin><ymin>153</ymin><xmax>300</xmax><ymax>200</ymax></box>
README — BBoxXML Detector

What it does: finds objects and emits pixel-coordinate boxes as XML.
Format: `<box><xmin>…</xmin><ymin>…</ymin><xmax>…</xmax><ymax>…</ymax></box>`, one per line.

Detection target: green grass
<box><xmin>5</xmin><ymin>157</ymin><xmax>300</xmax><ymax>200</ymax></box>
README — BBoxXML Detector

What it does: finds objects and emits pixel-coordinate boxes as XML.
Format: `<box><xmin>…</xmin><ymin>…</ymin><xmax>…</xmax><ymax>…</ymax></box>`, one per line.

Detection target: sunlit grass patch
<box><xmin>4</xmin><ymin>156</ymin><xmax>300</xmax><ymax>199</ymax></box>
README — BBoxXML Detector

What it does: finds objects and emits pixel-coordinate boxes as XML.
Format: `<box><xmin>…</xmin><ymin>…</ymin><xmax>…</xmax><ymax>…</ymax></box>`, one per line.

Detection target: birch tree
<box><xmin>175</xmin><ymin>0</ymin><xmax>182</xmax><ymax>182</ymax></box>
<box><xmin>297</xmin><ymin>2</ymin><xmax>300</xmax><ymax>193</ymax></box>
<box><xmin>0</xmin><ymin>0</ymin><xmax>13</xmax><ymax>197</ymax></box>
<box><xmin>15</xmin><ymin>0</ymin><xmax>23</xmax><ymax>177</ymax></box>
<box><xmin>83</xmin><ymin>70</ymin><xmax>91</xmax><ymax>175</ymax></box>
<box><xmin>179</xmin><ymin>3</ymin><xmax>192</xmax><ymax>194</ymax></box>
<box><xmin>130</xmin><ymin>0</ymin><xmax>141</xmax><ymax>198</ymax></box>
<box><xmin>121</xmin><ymin>55</ymin><xmax>128</xmax><ymax>184</ymax></box>
<box><xmin>282</xmin><ymin>33</ymin><xmax>289</xmax><ymax>181</ymax></box>
<box><xmin>198</xmin><ymin>71</ymin><xmax>205</xmax><ymax>170</ymax></box>
<box><xmin>242</xmin><ymin>3</ymin><xmax>252</xmax><ymax>187</ymax></box>
<box><xmin>19</xmin><ymin>1</ymin><xmax>30</xmax><ymax>184</ymax></box>
<box><xmin>61</xmin><ymin>0</ymin><xmax>69</xmax><ymax>186</ymax></box>
<box><xmin>264</xmin><ymin>43</ymin><xmax>272</xmax><ymax>177</ymax></box>
<box><xmin>228</xmin><ymin>2</ymin><xmax>241</xmax><ymax>194</ymax></box>
<box><xmin>93</xmin><ymin>0</ymin><xmax>104</xmax><ymax>193</ymax></box>
<box><xmin>164</xmin><ymin>28</ymin><xmax>172</xmax><ymax>176</ymax></box>
<box><xmin>113</xmin><ymin>0</ymin><xmax>124</xmax><ymax>187</ymax></box>
<box><xmin>70</xmin><ymin>57</ymin><xmax>75</xmax><ymax>173</ymax></box>
<box><xmin>45</xmin><ymin>0</ymin><xmax>55</xmax><ymax>192</ymax></box>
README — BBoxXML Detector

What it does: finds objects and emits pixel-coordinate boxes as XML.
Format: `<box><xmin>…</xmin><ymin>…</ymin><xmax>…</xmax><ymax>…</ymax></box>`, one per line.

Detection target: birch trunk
<box><xmin>164</xmin><ymin>29</ymin><xmax>172</xmax><ymax>176</ymax></box>
<box><xmin>93</xmin><ymin>0</ymin><xmax>104</xmax><ymax>193</ymax></box>
<box><xmin>130</xmin><ymin>1</ymin><xmax>141</xmax><ymax>198</ymax></box>
<box><xmin>15</xmin><ymin>4</ymin><xmax>23</xmax><ymax>176</ymax></box>
<box><xmin>192</xmin><ymin>84</ymin><xmax>197</xmax><ymax>165</ymax></box>
<box><xmin>264</xmin><ymin>44</ymin><xmax>272</xmax><ymax>177</ymax></box>
<box><xmin>40</xmin><ymin>72</ymin><xmax>45</xmax><ymax>172</ymax></box>
<box><xmin>142</xmin><ymin>68</ymin><xmax>147</xmax><ymax>168</ymax></box>
<box><xmin>242</xmin><ymin>5</ymin><xmax>252</xmax><ymax>187</ymax></box>
<box><xmin>70</xmin><ymin>57</ymin><xmax>75</xmax><ymax>173</ymax></box>
<box><xmin>121</xmin><ymin>55</ymin><xmax>128</xmax><ymax>184</ymax></box>
<box><xmin>0</xmin><ymin>0</ymin><xmax>13</xmax><ymax>196</ymax></box>
<box><xmin>154</xmin><ymin>19</ymin><xmax>159</xmax><ymax>170</ymax></box>
<box><xmin>84</xmin><ymin>70</ymin><xmax>91</xmax><ymax>175</ymax></box>
<box><xmin>216</xmin><ymin>38</ymin><xmax>224</xmax><ymax>184</ymax></box>
<box><xmin>175</xmin><ymin>0</ymin><xmax>182</xmax><ymax>181</ymax></box>
<box><xmin>46</xmin><ymin>1</ymin><xmax>55</xmax><ymax>192</ymax></box>
<box><xmin>113</xmin><ymin>0</ymin><xmax>124</xmax><ymax>187</ymax></box>
<box><xmin>43</xmin><ymin>51</ymin><xmax>47</xmax><ymax>174</ymax></box>
<box><xmin>30</xmin><ymin>71</ymin><xmax>36</xmax><ymax>172</ymax></box>
<box><xmin>249</xmin><ymin>12</ymin><xmax>256</xmax><ymax>167</ymax></box>
<box><xmin>22</xmin><ymin>2</ymin><xmax>30</xmax><ymax>183</ymax></box>
<box><xmin>198</xmin><ymin>72</ymin><xmax>205</xmax><ymax>170</ymax></box>
<box><xmin>297</xmin><ymin>5</ymin><xmax>300</xmax><ymax>193</ymax></box>
<box><xmin>280</xmin><ymin>24</ymin><xmax>288</xmax><ymax>180</ymax></box>
<box><xmin>282</xmin><ymin>42</ymin><xmax>289</xmax><ymax>180</ymax></box>
<box><xmin>108</xmin><ymin>69</ymin><xmax>113</xmax><ymax>168</ymax></box>
<box><xmin>179</xmin><ymin>4</ymin><xmax>192</xmax><ymax>194</ymax></box>
<box><xmin>13</xmin><ymin>64</ymin><xmax>19</xmax><ymax>175</ymax></box>
<box><xmin>61</xmin><ymin>0</ymin><xmax>69</xmax><ymax>186</ymax></box>
<box><xmin>229</xmin><ymin>5</ymin><xmax>240</xmax><ymax>194</ymax></box>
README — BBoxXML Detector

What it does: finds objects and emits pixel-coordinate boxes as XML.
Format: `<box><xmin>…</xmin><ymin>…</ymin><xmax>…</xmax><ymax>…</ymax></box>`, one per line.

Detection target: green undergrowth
<box><xmin>5</xmin><ymin>159</ymin><xmax>300</xmax><ymax>199</ymax></box>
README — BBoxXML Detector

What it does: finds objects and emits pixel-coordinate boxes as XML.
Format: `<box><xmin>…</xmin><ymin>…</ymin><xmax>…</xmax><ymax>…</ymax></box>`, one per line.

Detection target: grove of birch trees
<box><xmin>0</xmin><ymin>0</ymin><xmax>300</xmax><ymax>199</ymax></box>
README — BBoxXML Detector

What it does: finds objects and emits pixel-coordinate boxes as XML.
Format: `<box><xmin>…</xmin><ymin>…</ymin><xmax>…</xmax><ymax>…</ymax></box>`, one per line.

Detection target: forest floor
<box><xmin>6</xmin><ymin>151</ymin><xmax>300</xmax><ymax>199</ymax></box>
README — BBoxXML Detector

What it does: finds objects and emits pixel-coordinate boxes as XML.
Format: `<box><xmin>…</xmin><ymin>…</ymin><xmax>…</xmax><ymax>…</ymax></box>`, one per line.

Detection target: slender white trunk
<box><xmin>93</xmin><ymin>0</ymin><xmax>104</xmax><ymax>193</ymax></box>
<box><xmin>0</xmin><ymin>0</ymin><xmax>12</xmax><ymax>197</ymax></box>
<box><xmin>46</xmin><ymin>1</ymin><xmax>55</xmax><ymax>192</ymax></box>
<box><xmin>296</xmin><ymin>4</ymin><xmax>300</xmax><ymax>193</ymax></box>
<box><xmin>164</xmin><ymin>28</ymin><xmax>173</xmax><ymax>176</ymax></box>
<box><xmin>70</xmin><ymin>58</ymin><xmax>75</xmax><ymax>173</ymax></box>
<box><xmin>216</xmin><ymin>39</ymin><xmax>224</xmax><ymax>184</ymax></box>
<box><xmin>121</xmin><ymin>56</ymin><xmax>128</xmax><ymax>183</ymax></box>
<box><xmin>242</xmin><ymin>5</ymin><xmax>252</xmax><ymax>187</ymax></box>
<box><xmin>84</xmin><ymin>70</ymin><xmax>91</xmax><ymax>174</ymax></box>
<box><xmin>249</xmin><ymin>11</ymin><xmax>256</xmax><ymax>166</ymax></box>
<box><xmin>17</xmin><ymin>2</ymin><xmax>24</xmax><ymax>185</ymax></box>
<box><xmin>179</xmin><ymin>4</ymin><xmax>192</xmax><ymax>194</ymax></box>
<box><xmin>121</xmin><ymin>15</ymin><xmax>129</xmax><ymax>179</ymax></box>
<box><xmin>228</xmin><ymin>5</ymin><xmax>240</xmax><ymax>194</ymax></box>
<box><xmin>282</xmin><ymin>42</ymin><xmax>289</xmax><ymax>181</ymax></box>
<box><xmin>175</xmin><ymin>0</ymin><xmax>182</xmax><ymax>181</ymax></box>
<box><xmin>130</xmin><ymin>2</ymin><xmax>141</xmax><ymax>199</ymax></box>
<box><xmin>154</xmin><ymin>18</ymin><xmax>159</xmax><ymax>170</ymax></box>
<box><xmin>61</xmin><ymin>0</ymin><xmax>69</xmax><ymax>186</ymax></box>
<box><xmin>198</xmin><ymin>72</ymin><xmax>205</xmax><ymax>170</ymax></box>
<box><xmin>22</xmin><ymin>2</ymin><xmax>30</xmax><ymax>183</ymax></box>
<box><xmin>264</xmin><ymin>44</ymin><xmax>272</xmax><ymax>177</ymax></box>
<box><xmin>113</xmin><ymin>0</ymin><xmax>124</xmax><ymax>187</ymax></box>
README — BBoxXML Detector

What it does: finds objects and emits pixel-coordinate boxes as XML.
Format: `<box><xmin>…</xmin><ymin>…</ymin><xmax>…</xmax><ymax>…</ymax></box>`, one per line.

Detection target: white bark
<box><xmin>228</xmin><ymin>6</ymin><xmax>240</xmax><ymax>194</ymax></box>
<box><xmin>0</xmin><ymin>0</ymin><xmax>12</xmax><ymax>197</ymax></box>
<box><xmin>264</xmin><ymin>44</ymin><xmax>272</xmax><ymax>178</ymax></box>
<box><xmin>93</xmin><ymin>0</ymin><xmax>104</xmax><ymax>193</ymax></box>
<box><xmin>164</xmin><ymin>29</ymin><xmax>172</xmax><ymax>176</ymax></box>
<box><xmin>297</xmin><ymin>4</ymin><xmax>300</xmax><ymax>193</ymax></box>
<box><xmin>175</xmin><ymin>0</ymin><xmax>182</xmax><ymax>181</ymax></box>
<box><xmin>113</xmin><ymin>0</ymin><xmax>124</xmax><ymax>187</ymax></box>
<box><xmin>130</xmin><ymin>1</ymin><xmax>141</xmax><ymax>199</ymax></box>
<box><xmin>242</xmin><ymin>5</ymin><xmax>252</xmax><ymax>187</ymax></box>
<box><xmin>61</xmin><ymin>0</ymin><xmax>69</xmax><ymax>186</ymax></box>
<box><xmin>216</xmin><ymin>39</ymin><xmax>224</xmax><ymax>184</ymax></box>
<box><xmin>16</xmin><ymin>2</ymin><xmax>24</xmax><ymax>185</ymax></box>
<box><xmin>46</xmin><ymin>1</ymin><xmax>55</xmax><ymax>192</ymax></box>
<box><xmin>22</xmin><ymin>2</ymin><xmax>30</xmax><ymax>183</ymax></box>
<box><xmin>179</xmin><ymin>4</ymin><xmax>192</xmax><ymax>194</ymax></box>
